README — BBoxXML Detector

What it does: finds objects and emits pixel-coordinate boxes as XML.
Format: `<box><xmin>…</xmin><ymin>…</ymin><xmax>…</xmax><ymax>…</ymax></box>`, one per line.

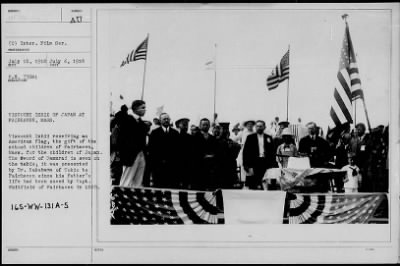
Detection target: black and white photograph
<box><xmin>2</xmin><ymin>3</ymin><xmax>399</xmax><ymax>264</ymax></box>
<box><xmin>104</xmin><ymin>7</ymin><xmax>390</xmax><ymax>226</ymax></box>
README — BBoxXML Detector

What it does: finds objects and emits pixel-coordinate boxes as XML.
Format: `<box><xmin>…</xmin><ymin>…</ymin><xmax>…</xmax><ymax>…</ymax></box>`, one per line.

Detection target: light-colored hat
<box><xmin>175</xmin><ymin>118</ymin><xmax>190</xmax><ymax>127</ymax></box>
<box><xmin>243</xmin><ymin>120</ymin><xmax>256</xmax><ymax>127</ymax></box>
<box><xmin>232</xmin><ymin>122</ymin><xmax>240</xmax><ymax>132</ymax></box>
<box><xmin>281</xmin><ymin>128</ymin><xmax>293</xmax><ymax>136</ymax></box>
<box><xmin>278</xmin><ymin>121</ymin><xmax>290</xmax><ymax>127</ymax></box>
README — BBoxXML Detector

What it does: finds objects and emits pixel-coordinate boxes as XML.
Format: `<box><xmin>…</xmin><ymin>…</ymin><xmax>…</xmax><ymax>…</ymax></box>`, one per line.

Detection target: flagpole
<box><xmin>362</xmin><ymin>98</ymin><xmax>372</xmax><ymax>132</ymax></box>
<box><xmin>110</xmin><ymin>92</ymin><xmax>113</xmax><ymax>115</ymax></box>
<box><xmin>286</xmin><ymin>45</ymin><xmax>290</xmax><ymax>122</ymax></box>
<box><xmin>286</xmin><ymin>78</ymin><xmax>289</xmax><ymax>122</ymax></box>
<box><xmin>140</xmin><ymin>33</ymin><xmax>149</xmax><ymax>101</ymax></box>
<box><xmin>213</xmin><ymin>43</ymin><xmax>217</xmax><ymax>123</ymax></box>
<box><xmin>354</xmin><ymin>99</ymin><xmax>357</xmax><ymax>125</ymax></box>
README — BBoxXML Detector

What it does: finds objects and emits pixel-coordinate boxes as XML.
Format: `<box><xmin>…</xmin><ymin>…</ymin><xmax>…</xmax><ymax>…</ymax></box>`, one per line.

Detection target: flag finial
<box><xmin>341</xmin><ymin>14</ymin><xmax>349</xmax><ymax>23</ymax></box>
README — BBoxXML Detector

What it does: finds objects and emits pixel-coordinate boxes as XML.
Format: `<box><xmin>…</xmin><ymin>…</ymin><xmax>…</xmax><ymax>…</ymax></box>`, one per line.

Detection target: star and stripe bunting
<box><xmin>111</xmin><ymin>186</ymin><xmax>224</xmax><ymax>225</ymax></box>
<box><xmin>286</xmin><ymin>193</ymin><xmax>385</xmax><ymax>224</ymax></box>
<box><xmin>110</xmin><ymin>186</ymin><xmax>387</xmax><ymax>225</ymax></box>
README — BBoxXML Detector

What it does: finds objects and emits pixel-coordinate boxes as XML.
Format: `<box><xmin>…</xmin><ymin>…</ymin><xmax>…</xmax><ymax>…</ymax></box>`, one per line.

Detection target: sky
<box><xmin>104</xmin><ymin>7</ymin><xmax>391</xmax><ymax>132</ymax></box>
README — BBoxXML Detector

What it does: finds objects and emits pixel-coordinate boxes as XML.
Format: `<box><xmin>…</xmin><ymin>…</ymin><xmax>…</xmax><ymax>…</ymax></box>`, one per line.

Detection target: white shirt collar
<box><xmin>132</xmin><ymin>112</ymin><xmax>140</xmax><ymax>121</ymax></box>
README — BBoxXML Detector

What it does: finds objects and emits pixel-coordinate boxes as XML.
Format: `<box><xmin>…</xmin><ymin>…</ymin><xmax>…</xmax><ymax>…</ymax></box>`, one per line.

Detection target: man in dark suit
<box><xmin>350</xmin><ymin>123</ymin><xmax>371</xmax><ymax>191</ymax></box>
<box><xmin>243</xmin><ymin>120</ymin><xmax>277</xmax><ymax>190</ymax></box>
<box><xmin>298</xmin><ymin>122</ymin><xmax>332</xmax><ymax>192</ymax></box>
<box><xmin>175</xmin><ymin>118</ymin><xmax>195</xmax><ymax>189</ymax></box>
<box><xmin>192</xmin><ymin>118</ymin><xmax>218</xmax><ymax>191</ymax></box>
<box><xmin>216</xmin><ymin>122</ymin><xmax>241</xmax><ymax>189</ymax></box>
<box><xmin>298</xmin><ymin>122</ymin><xmax>331</xmax><ymax>168</ymax></box>
<box><xmin>110</xmin><ymin>105</ymin><xmax>130</xmax><ymax>186</ymax></box>
<box><xmin>118</xmin><ymin>100</ymin><xmax>148</xmax><ymax>187</ymax></box>
<box><xmin>335</xmin><ymin>132</ymin><xmax>352</xmax><ymax>168</ymax></box>
<box><xmin>148</xmin><ymin>113</ymin><xmax>180</xmax><ymax>189</ymax></box>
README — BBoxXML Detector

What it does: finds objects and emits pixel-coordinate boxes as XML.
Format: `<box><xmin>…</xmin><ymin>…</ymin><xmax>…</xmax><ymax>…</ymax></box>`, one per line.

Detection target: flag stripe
<box><xmin>267</xmin><ymin>83</ymin><xmax>279</xmax><ymax>91</ymax></box>
<box><xmin>196</xmin><ymin>193</ymin><xmax>220</xmax><ymax>215</ymax></box>
<box><xmin>332</xmin><ymin>100</ymin><xmax>349</xmax><ymax>124</ymax></box>
<box><xmin>172</xmin><ymin>193</ymin><xmax>194</xmax><ymax>224</ymax></box>
<box><xmin>350</xmin><ymin>73</ymin><xmax>359</xmax><ymax>80</ymax></box>
<box><xmin>303</xmin><ymin>195</ymin><xmax>326</xmax><ymax>223</ymax></box>
<box><xmin>334</xmin><ymin>89</ymin><xmax>353</xmax><ymax>123</ymax></box>
<box><xmin>330</xmin><ymin>107</ymin><xmax>341</xmax><ymax>127</ymax></box>
<box><xmin>280</xmin><ymin>74</ymin><xmax>289</xmax><ymax>81</ymax></box>
<box><xmin>267</xmin><ymin>77</ymin><xmax>279</xmax><ymax>84</ymax></box>
<box><xmin>267</xmin><ymin>75</ymin><xmax>280</xmax><ymax>90</ymax></box>
<box><xmin>352</xmin><ymin>90</ymin><xmax>364</xmax><ymax>100</ymax></box>
<box><xmin>352</xmin><ymin>83</ymin><xmax>361</xmax><ymax>91</ymax></box>
<box><xmin>266</xmin><ymin>48</ymin><xmax>289</xmax><ymax>91</ymax></box>
<box><xmin>288</xmin><ymin>195</ymin><xmax>310</xmax><ymax>217</ymax></box>
<box><xmin>178</xmin><ymin>192</ymin><xmax>209</xmax><ymax>224</ymax></box>
<box><xmin>351</xmin><ymin>78</ymin><xmax>361</xmax><ymax>86</ymax></box>
<box><xmin>335</xmin><ymin>81</ymin><xmax>352</xmax><ymax>112</ymax></box>
<box><xmin>337</xmin><ymin>70</ymin><xmax>352</xmax><ymax>99</ymax></box>
<box><xmin>349</xmin><ymin>68</ymin><xmax>359</xmax><ymax>74</ymax></box>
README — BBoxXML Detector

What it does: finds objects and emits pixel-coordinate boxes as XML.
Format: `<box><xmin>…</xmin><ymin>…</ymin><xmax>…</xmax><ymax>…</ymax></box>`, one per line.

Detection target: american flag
<box><xmin>287</xmin><ymin>193</ymin><xmax>386</xmax><ymax>224</ymax></box>
<box><xmin>120</xmin><ymin>36</ymin><xmax>149</xmax><ymax>67</ymax></box>
<box><xmin>266</xmin><ymin>49</ymin><xmax>290</xmax><ymax>91</ymax></box>
<box><xmin>111</xmin><ymin>186</ymin><xmax>224</xmax><ymax>225</ymax></box>
<box><xmin>330</xmin><ymin>22</ymin><xmax>364</xmax><ymax>126</ymax></box>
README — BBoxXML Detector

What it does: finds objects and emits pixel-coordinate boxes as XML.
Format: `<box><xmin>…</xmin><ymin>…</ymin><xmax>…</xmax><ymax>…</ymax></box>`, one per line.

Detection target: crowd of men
<box><xmin>110</xmin><ymin>100</ymin><xmax>389</xmax><ymax>193</ymax></box>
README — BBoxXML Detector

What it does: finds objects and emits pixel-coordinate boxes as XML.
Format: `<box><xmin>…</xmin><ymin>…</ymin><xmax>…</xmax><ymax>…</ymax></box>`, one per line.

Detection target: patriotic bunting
<box><xmin>111</xmin><ymin>186</ymin><xmax>387</xmax><ymax>225</ymax></box>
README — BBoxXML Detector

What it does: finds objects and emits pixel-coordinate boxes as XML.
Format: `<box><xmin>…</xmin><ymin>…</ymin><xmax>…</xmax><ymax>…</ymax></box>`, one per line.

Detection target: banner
<box><xmin>222</xmin><ymin>190</ymin><xmax>286</xmax><ymax>224</ymax></box>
